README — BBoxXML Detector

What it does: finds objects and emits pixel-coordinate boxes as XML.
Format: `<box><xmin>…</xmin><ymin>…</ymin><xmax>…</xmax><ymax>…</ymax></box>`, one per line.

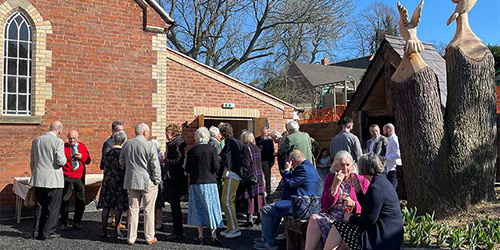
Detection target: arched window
<box><xmin>2</xmin><ymin>12</ymin><xmax>32</xmax><ymax>115</ymax></box>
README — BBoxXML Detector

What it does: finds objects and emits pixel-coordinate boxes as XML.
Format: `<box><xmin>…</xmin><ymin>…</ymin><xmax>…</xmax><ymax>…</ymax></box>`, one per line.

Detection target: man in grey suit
<box><xmin>120</xmin><ymin>123</ymin><xmax>161</xmax><ymax>245</ymax></box>
<box><xmin>30</xmin><ymin>121</ymin><xmax>66</xmax><ymax>240</ymax></box>
<box><xmin>366</xmin><ymin>124</ymin><xmax>388</xmax><ymax>156</ymax></box>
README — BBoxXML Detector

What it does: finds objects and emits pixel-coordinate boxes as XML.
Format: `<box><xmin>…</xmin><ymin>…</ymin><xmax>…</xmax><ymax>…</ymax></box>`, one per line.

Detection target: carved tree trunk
<box><xmin>389</xmin><ymin>66</ymin><xmax>446</xmax><ymax>211</ymax></box>
<box><xmin>443</xmin><ymin>47</ymin><xmax>497</xmax><ymax>208</ymax></box>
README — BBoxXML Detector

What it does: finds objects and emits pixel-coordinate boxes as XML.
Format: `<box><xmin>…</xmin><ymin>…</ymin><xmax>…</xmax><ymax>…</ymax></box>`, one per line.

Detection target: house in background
<box><xmin>287</xmin><ymin>56</ymin><xmax>370</xmax><ymax>123</ymax></box>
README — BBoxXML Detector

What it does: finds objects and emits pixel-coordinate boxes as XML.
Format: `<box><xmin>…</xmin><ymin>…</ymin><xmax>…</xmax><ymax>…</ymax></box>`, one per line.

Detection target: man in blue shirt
<box><xmin>253</xmin><ymin>150</ymin><xmax>321</xmax><ymax>250</ymax></box>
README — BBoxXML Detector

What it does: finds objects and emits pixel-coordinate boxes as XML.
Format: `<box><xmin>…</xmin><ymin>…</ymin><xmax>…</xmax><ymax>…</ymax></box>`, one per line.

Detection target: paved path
<box><xmin>0</xmin><ymin>202</ymin><xmax>286</xmax><ymax>250</ymax></box>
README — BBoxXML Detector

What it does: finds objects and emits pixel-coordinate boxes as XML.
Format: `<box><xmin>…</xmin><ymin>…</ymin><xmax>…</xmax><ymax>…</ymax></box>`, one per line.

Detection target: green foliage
<box><xmin>488</xmin><ymin>44</ymin><xmax>500</xmax><ymax>71</ymax></box>
<box><xmin>402</xmin><ymin>206</ymin><xmax>500</xmax><ymax>249</ymax></box>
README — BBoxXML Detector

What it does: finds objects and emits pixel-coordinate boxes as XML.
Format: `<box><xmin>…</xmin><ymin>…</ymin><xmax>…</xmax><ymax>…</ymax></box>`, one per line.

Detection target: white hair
<box><xmin>286</xmin><ymin>121</ymin><xmax>300</xmax><ymax>132</ymax></box>
<box><xmin>135</xmin><ymin>123</ymin><xmax>149</xmax><ymax>135</ymax></box>
<box><xmin>209</xmin><ymin>126</ymin><xmax>220</xmax><ymax>138</ymax></box>
<box><xmin>330</xmin><ymin>150</ymin><xmax>355</xmax><ymax>173</ymax></box>
<box><xmin>195</xmin><ymin>127</ymin><xmax>210</xmax><ymax>143</ymax></box>
<box><xmin>112</xmin><ymin>131</ymin><xmax>127</xmax><ymax>145</ymax></box>
<box><xmin>270</xmin><ymin>130</ymin><xmax>282</xmax><ymax>139</ymax></box>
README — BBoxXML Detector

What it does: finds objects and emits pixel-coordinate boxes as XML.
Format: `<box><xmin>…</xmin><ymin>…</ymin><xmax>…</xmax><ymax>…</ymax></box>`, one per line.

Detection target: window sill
<box><xmin>0</xmin><ymin>115</ymin><xmax>41</xmax><ymax>124</ymax></box>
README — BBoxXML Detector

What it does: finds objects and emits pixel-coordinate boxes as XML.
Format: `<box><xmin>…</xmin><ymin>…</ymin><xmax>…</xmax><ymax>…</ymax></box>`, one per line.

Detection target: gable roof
<box><xmin>166</xmin><ymin>47</ymin><xmax>299</xmax><ymax>111</ymax></box>
<box><xmin>331</xmin><ymin>56</ymin><xmax>371</xmax><ymax>69</ymax></box>
<box><xmin>293</xmin><ymin>62</ymin><xmax>366</xmax><ymax>87</ymax></box>
<box><xmin>339</xmin><ymin>35</ymin><xmax>448</xmax><ymax>123</ymax></box>
<box><xmin>385</xmin><ymin>35</ymin><xmax>447</xmax><ymax>105</ymax></box>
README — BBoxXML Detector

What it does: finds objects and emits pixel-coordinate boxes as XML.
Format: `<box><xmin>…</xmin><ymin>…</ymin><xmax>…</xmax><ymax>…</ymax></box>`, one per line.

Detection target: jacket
<box><xmin>29</xmin><ymin>132</ymin><xmax>66</xmax><ymax>188</ymax></box>
<box><xmin>365</xmin><ymin>135</ymin><xmax>388</xmax><ymax>156</ymax></box>
<box><xmin>185</xmin><ymin>144</ymin><xmax>220</xmax><ymax>184</ymax></box>
<box><xmin>164</xmin><ymin>136</ymin><xmax>187</xmax><ymax>197</ymax></box>
<box><xmin>120</xmin><ymin>136</ymin><xmax>161</xmax><ymax>190</ymax></box>
<box><xmin>63</xmin><ymin>142</ymin><xmax>91</xmax><ymax>179</ymax></box>
<box><xmin>320</xmin><ymin>173</ymin><xmax>370</xmax><ymax>214</ymax></box>
<box><xmin>349</xmin><ymin>174</ymin><xmax>403</xmax><ymax>250</ymax></box>
<box><xmin>220</xmin><ymin>137</ymin><xmax>242</xmax><ymax>178</ymax></box>
<box><xmin>278</xmin><ymin>131</ymin><xmax>313</xmax><ymax>163</ymax></box>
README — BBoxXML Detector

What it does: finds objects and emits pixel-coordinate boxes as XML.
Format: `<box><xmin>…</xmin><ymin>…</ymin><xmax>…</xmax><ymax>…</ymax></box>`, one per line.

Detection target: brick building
<box><xmin>0</xmin><ymin>0</ymin><xmax>296</xmax><ymax>213</ymax></box>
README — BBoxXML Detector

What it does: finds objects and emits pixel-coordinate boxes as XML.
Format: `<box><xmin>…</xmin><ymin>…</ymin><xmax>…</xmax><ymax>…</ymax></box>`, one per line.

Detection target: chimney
<box><xmin>321</xmin><ymin>57</ymin><xmax>329</xmax><ymax>65</ymax></box>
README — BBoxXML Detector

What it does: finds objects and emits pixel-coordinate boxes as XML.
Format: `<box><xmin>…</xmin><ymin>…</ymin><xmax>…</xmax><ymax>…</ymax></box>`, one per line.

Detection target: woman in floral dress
<box><xmin>304</xmin><ymin>150</ymin><xmax>370</xmax><ymax>250</ymax></box>
<box><xmin>98</xmin><ymin>131</ymin><xmax>128</xmax><ymax>238</ymax></box>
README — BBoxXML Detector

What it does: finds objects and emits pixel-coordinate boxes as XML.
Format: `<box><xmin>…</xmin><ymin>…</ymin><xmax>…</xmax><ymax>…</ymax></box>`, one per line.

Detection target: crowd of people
<box><xmin>29</xmin><ymin>118</ymin><xmax>404</xmax><ymax>249</ymax></box>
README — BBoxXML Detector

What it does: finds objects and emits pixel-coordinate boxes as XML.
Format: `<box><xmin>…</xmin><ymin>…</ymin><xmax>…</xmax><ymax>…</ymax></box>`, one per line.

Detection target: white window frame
<box><xmin>2</xmin><ymin>11</ymin><xmax>32</xmax><ymax>116</ymax></box>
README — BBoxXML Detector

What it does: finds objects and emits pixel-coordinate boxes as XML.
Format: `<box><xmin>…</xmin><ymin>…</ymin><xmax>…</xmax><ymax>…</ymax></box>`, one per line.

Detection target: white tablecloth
<box><xmin>12</xmin><ymin>174</ymin><xmax>103</xmax><ymax>201</ymax></box>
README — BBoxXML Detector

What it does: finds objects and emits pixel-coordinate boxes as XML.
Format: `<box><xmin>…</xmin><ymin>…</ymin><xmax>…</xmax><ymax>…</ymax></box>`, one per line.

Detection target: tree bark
<box><xmin>443</xmin><ymin>47</ymin><xmax>497</xmax><ymax>208</ymax></box>
<box><xmin>388</xmin><ymin>66</ymin><xmax>446</xmax><ymax>212</ymax></box>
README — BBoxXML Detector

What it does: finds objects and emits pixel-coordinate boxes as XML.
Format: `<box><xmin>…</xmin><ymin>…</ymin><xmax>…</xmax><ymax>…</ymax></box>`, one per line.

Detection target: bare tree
<box><xmin>159</xmin><ymin>0</ymin><xmax>353</xmax><ymax>75</ymax></box>
<box><xmin>343</xmin><ymin>1</ymin><xmax>399</xmax><ymax>58</ymax></box>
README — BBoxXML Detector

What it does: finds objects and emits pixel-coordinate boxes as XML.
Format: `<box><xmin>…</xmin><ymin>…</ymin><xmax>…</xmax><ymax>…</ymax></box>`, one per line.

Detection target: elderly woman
<box><xmin>98</xmin><ymin>131</ymin><xmax>128</xmax><ymax>238</ymax></box>
<box><xmin>240</xmin><ymin>131</ymin><xmax>266</xmax><ymax>227</ymax></box>
<box><xmin>324</xmin><ymin>153</ymin><xmax>403</xmax><ymax>250</ymax></box>
<box><xmin>208</xmin><ymin>126</ymin><xmax>222</xmax><ymax>155</ymax></box>
<box><xmin>186</xmin><ymin>127</ymin><xmax>223</xmax><ymax>246</ymax></box>
<box><xmin>162</xmin><ymin>124</ymin><xmax>187</xmax><ymax>240</ymax></box>
<box><xmin>304</xmin><ymin>150</ymin><xmax>370</xmax><ymax>250</ymax></box>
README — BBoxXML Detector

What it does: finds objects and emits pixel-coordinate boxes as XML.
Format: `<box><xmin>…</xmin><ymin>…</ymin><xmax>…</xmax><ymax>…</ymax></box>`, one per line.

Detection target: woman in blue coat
<box><xmin>324</xmin><ymin>153</ymin><xmax>403</xmax><ymax>250</ymax></box>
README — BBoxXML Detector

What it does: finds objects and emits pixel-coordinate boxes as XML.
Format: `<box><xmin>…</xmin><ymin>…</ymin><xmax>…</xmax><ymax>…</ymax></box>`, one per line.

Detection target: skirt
<box><xmin>333</xmin><ymin>220</ymin><xmax>361</xmax><ymax>250</ymax></box>
<box><xmin>188</xmin><ymin>183</ymin><xmax>224</xmax><ymax>229</ymax></box>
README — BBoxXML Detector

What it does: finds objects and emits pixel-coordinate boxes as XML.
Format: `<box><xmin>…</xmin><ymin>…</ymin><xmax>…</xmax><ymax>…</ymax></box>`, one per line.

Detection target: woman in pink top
<box><xmin>304</xmin><ymin>150</ymin><xmax>370</xmax><ymax>250</ymax></box>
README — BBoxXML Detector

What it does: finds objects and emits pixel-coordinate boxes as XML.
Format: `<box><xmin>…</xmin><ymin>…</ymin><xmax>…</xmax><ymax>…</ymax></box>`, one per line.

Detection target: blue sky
<box><xmin>355</xmin><ymin>0</ymin><xmax>500</xmax><ymax>46</ymax></box>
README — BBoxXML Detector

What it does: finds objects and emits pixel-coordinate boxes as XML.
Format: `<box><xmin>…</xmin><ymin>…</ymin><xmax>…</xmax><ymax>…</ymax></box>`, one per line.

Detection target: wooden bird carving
<box><xmin>397</xmin><ymin>0</ymin><xmax>424</xmax><ymax>55</ymax></box>
<box><xmin>447</xmin><ymin>0</ymin><xmax>477</xmax><ymax>25</ymax></box>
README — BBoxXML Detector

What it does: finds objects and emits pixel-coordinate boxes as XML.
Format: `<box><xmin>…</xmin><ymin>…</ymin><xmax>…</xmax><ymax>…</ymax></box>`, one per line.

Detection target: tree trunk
<box><xmin>389</xmin><ymin>66</ymin><xmax>446</xmax><ymax>212</ymax></box>
<box><xmin>443</xmin><ymin>47</ymin><xmax>497</xmax><ymax>208</ymax></box>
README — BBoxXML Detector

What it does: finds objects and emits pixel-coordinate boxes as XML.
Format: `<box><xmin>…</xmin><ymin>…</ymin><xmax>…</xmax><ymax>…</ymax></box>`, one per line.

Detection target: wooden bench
<box><xmin>284</xmin><ymin>216</ymin><xmax>308</xmax><ymax>250</ymax></box>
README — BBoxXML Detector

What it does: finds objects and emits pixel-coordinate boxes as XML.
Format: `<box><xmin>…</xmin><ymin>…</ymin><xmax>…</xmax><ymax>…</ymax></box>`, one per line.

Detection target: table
<box><xmin>12</xmin><ymin>174</ymin><xmax>103</xmax><ymax>223</ymax></box>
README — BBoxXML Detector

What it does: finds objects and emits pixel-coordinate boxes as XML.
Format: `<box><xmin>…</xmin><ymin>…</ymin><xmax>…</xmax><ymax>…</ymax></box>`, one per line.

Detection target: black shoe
<box><xmin>209</xmin><ymin>237</ymin><xmax>221</xmax><ymax>246</ymax></box>
<box><xmin>243</xmin><ymin>221</ymin><xmax>254</xmax><ymax>227</ymax></box>
<box><xmin>166</xmin><ymin>233</ymin><xmax>184</xmax><ymax>241</ymax></box>
<box><xmin>194</xmin><ymin>237</ymin><xmax>204</xmax><ymax>245</ymax></box>
<box><xmin>254</xmin><ymin>218</ymin><xmax>261</xmax><ymax>225</ymax></box>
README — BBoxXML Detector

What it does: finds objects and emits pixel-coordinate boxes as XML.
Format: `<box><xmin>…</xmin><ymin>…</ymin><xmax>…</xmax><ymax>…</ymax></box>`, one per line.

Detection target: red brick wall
<box><xmin>165</xmin><ymin>58</ymin><xmax>289</xmax><ymax>189</ymax></box>
<box><xmin>0</xmin><ymin>0</ymin><xmax>293</xmax><ymax>208</ymax></box>
<box><xmin>0</xmin><ymin>0</ymin><xmax>165</xmax><ymax>208</ymax></box>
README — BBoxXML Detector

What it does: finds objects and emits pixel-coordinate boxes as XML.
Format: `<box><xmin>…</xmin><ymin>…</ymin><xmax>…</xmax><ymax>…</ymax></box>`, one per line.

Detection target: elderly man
<box><xmin>60</xmin><ymin>130</ymin><xmax>91</xmax><ymax>230</ymax></box>
<box><xmin>330</xmin><ymin>117</ymin><xmax>363</xmax><ymax>162</ymax></box>
<box><xmin>253</xmin><ymin>150</ymin><xmax>321</xmax><ymax>250</ymax></box>
<box><xmin>380</xmin><ymin>123</ymin><xmax>402</xmax><ymax>190</ymax></box>
<box><xmin>278</xmin><ymin>121</ymin><xmax>313</xmax><ymax>164</ymax></box>
<box><xmin>256</xmin><ymin>127</ymin><xmax>275</xmax><ymax>194</ymax></box>
<box><xmin>366</xmin><ymin>124</ymin><xmax>387</xmax><ymax>156</ymax></box>
<box><xmin>120</xmin><ymin>123</ymin><xmax>161</xmax><ymax>245</ymax></box>
<box><xmin>30</xmin><ymin>121</ymin><xmax>67</xmax><ymax>240</ymax></box>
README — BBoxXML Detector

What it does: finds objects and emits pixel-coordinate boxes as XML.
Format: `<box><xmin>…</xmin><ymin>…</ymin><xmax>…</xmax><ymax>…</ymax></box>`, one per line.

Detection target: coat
<box><xmin>349</xmin><ymin>174</ymin><xmax>404</xmax><ymax>250</ymax></box>
<box><xmin>164</xmin><ymin>136</ymin><xmax>188</xmax><ymax>197</ymax></box>
<box><xmin>120</xmin><ymin>136</ymin><xmax>161</xmax><ymax>190</ymax></box>
<box><xmin>365</xmin><ymin>135</ymin><xmax>388</xmax><ymax>156</ymax></box>
<box><xmin>278</xmin><ymin>131</ymin><xmax>313</xmax><ymax>163</ymax></box>
<box><xmin>29</xmin><ymin>132</ymin><xmax>66</xmax><ymax>188</ymax></box>
<box><xmin>320</xmin><ymin>173</ymin><xmax>370</xmax><ymax>214</ymax></box>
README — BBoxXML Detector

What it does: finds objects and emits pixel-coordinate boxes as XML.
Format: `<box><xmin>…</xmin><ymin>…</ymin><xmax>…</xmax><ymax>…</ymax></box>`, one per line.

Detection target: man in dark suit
<box><xmin>253</xmin><ymin>150</ymin><xmax>321</xmax><ymax>250</ymax></box>
<box><xmin>30</xmin><ymin>121</ymin><xmax>67</xmax><ymax>240</ymax></box>
<box><xmin>365</xmin><ymin>124</ymin><xmax>387</xmax><ymax>156</ymax></box>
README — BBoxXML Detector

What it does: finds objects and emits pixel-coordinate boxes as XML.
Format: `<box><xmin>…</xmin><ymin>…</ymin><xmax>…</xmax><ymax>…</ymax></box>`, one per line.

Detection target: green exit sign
<box><xmin>222</xmin><ymin>103</ymin><xmax>235</xmax><ymax>109</ymax></box>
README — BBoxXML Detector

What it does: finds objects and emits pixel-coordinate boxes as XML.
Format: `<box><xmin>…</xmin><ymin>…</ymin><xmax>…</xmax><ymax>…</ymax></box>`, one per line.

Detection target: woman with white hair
<box><xmin>185</xmin><ymin>127</ymin><xmax>223</xmax><ymax>246</ymax></box>
<box><xmin>304</xmin><ymin>150</ymin><xmax>370</xmax><ymax>250</ymax></box>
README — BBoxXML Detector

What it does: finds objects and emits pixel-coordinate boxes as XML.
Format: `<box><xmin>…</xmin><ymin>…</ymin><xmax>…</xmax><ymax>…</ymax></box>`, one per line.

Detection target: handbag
<box><xmin>291</xmin><ymin>195</ymin><xmax>321</xmax><ymax>220</ymax></box>
<box><xmin>24</xmin><ymin>187</ymin><xmax>36</xmax><ymax>208</ymax></box>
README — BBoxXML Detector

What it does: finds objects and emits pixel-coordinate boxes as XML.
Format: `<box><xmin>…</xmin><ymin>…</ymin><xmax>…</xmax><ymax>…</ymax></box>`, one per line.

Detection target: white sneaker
<box><xmin>220</xmin><ymin>229</ymin><xmax>230</xmax><ymax>236</ymax></box>
<box><xmin>224</xmin><ymin>228</ymin><xmax>242</xmax><ymax>239</ymax></box>
<box><xmin>275</xmin><ymin>233</ymin><xmax>286</xmax><ymax>240</ymax></box>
